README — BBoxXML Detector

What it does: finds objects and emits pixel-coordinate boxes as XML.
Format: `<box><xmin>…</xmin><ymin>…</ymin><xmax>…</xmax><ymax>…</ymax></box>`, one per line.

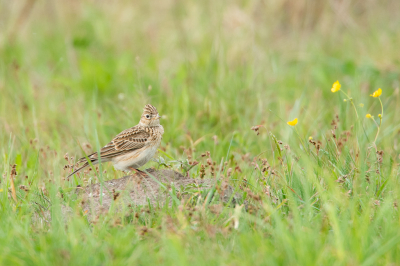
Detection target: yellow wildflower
<box><xmin>287</xmin><ymin>118</ymin><xmax>298</xmax><ymax>126</ymax></box>
<box><xmin>378</xmin><ymin>114</ymin><xmax>382</xmax><ymax>118</ymax></box>
<box><xmin>343</xmin><ymin>99</ymin><xmax>347</xmax><ymax>102</ymax></box>
<box><xmin>359</xmin><ymin>103</ymin><xmax>364</xmax><ymax>107</ymax></box>
<box><xmin>370</xmin><ymin>88</ymin><xmax>382</xmax><ymax>97</ymax></box>
<box><xmin>331</xmin><ymin>80</ymin><xmax>341</xmax><ymax>93</ymax></box>
<box><xmin>309</xmin><ymin>136</ymin><xmax>313</xmax><ymax>140</ymax></box>
<box><xmin>366</xmin><ymin>114</ymin><xmax>373</xmax><ymax>119</ymax></box>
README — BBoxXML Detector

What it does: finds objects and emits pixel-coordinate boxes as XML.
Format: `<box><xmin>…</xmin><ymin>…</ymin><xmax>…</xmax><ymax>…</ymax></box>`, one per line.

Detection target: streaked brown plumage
<box><xmin>68</xmin><ymin>104</ymin><xmax>164</xmax><ymax>177</ymax></box>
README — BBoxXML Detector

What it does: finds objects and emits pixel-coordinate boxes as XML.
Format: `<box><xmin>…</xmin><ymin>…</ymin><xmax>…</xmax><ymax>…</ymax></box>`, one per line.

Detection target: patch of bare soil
<box><xmin>78</xmin><ymin>168</ymin><xmax>241</xmax><ymax>215</ymax></box>
<box><xmin>33</xmin><ymin>169</ymin><xmax>243</xmax><ymax>223</ymax></box>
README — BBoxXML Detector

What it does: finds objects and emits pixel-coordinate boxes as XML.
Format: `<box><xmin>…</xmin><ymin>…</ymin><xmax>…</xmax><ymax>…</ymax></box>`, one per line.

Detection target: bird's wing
<box><xmin>80</xmin><ymin>126</ymin><xmax>150</xmax><ymax>162</ymax></box>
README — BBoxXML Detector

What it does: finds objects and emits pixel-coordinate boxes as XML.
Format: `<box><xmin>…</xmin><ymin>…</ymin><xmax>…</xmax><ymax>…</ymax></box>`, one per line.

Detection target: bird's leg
<box><xmin>128</xmin><ymin>167</ymin><xmax>147</xmax><ymax>177</ymax></box>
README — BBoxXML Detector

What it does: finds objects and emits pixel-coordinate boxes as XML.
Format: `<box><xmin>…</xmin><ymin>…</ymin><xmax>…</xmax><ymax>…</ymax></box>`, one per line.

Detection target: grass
<box><xmin>1</xmin><ymin>0</ymin><xmax>400</xmax><ymax>265</ymax></box>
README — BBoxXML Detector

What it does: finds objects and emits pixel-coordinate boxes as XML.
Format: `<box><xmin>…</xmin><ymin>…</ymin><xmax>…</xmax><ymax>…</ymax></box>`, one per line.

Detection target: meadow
<box><xmin>1</xmin><ymin>1</ymin><xmax>400</xmax><ymax>265</ymax></box>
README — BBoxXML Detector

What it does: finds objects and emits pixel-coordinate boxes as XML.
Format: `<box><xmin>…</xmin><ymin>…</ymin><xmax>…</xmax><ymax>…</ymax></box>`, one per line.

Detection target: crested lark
<box><xmin>68</xmin><ymin>104</ymin><xmax>164</xmax><ymax>177</ymax></box>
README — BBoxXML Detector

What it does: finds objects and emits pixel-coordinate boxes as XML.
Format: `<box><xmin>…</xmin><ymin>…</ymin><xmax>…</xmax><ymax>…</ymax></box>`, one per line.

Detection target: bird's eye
<box><xmin>145</xmin><ymin>114</ymin><xmax>150</xmax><ymax>119</ymax></box>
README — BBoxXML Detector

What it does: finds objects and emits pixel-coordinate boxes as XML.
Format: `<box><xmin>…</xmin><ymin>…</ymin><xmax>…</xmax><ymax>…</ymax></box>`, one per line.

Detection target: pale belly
<box><xmin>112</xmin><ymin>144</ymin><xmax>159</xmax><ymax>171</ymax></box>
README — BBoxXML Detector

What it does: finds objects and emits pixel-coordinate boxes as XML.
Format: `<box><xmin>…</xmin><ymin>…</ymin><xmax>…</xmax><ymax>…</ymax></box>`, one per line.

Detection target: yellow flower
<box><xmin>287</xmin><ymin>118</ymin><xmax>298</xmax><ymax>126</ymax></box>
<box><xmin>366</xmin><ymin>114</ymin><xmax>373</xmax><ymax>119</ymax></box>
<box><xmin>370</xmin><ymin>88</ymin><xmax>382</xmax><ymax>97</ymax></box>
<box><xmin>378</xmin><ymin>114</ymin><xmax>382</xmax><ymax>118</ymax></box>
<box><xmin>331</xmin><ymin>80</ymin><xmax>341</xmax><ymax>93</ymax></box>
<box><xmin>343</xmin><ymin>99</ymin><xmax>347</xmax><ymax>102</ymax></box>
<box><xmin>359</xmin><ymin>103</ymin><xmax>364</xmax><ymax>107</ymax></box>
<box><xmin>309</xmin><ymin>136</ymin><xmax>313</xmax><ymax>140</ymax></box>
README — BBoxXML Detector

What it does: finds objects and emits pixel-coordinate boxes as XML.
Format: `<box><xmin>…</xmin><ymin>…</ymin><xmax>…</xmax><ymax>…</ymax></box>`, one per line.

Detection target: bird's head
<box><xmin>139</xmin><ymin>104</ymin><xmax>161</xmax><ymax>127</ymax></box>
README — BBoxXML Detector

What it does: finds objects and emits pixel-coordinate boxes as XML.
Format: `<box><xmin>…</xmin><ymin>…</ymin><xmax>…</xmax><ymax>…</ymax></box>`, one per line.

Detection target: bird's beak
<box><xmin>157</xmin><ymin>114</ymin><xmax>162</xmax><ymax>119</ymax></box>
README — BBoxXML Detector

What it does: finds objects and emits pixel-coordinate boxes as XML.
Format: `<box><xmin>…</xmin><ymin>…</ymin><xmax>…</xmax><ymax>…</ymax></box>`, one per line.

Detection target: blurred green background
<box><xmin>1</xmin><ymin>1</ymin><xmax>400</xmax><ymax>265</ymax></box>
<box><xmin>1</xmin><ymin>0</ymin><xmax>399</xmax><ymax>162</ymax></box>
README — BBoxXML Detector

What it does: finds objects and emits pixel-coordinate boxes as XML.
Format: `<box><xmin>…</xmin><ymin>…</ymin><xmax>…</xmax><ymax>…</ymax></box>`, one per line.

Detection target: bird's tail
<box><xmin>67</xmin><ymin>160</ymin><xmax>97</xmax><ymax>178</ymax></box>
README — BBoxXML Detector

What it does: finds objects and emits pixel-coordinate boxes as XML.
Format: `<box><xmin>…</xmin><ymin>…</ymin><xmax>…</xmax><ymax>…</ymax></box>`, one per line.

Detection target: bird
<box><xmin>67</xmin><ymin>104</ymin><xmax>164</xmax><ymax>178</ymax></box>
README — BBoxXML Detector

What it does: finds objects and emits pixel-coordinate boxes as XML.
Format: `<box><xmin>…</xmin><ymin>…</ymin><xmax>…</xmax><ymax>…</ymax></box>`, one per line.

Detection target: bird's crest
<box><xmin>143</xmin><ymin>104</ymin><xmax>158</xmax><ymax>115</ymax></box>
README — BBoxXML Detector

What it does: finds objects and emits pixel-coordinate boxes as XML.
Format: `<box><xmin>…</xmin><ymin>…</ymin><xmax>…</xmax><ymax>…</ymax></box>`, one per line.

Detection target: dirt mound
<box><xmin>32</xmin><ymin>169</ymin><xmax>243</xmax><ymax>223</ymax></box>
<box><xmin>78</xmin><ymin>169</ymin><xmax>240</xmax><ymax>215</ymax></box>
